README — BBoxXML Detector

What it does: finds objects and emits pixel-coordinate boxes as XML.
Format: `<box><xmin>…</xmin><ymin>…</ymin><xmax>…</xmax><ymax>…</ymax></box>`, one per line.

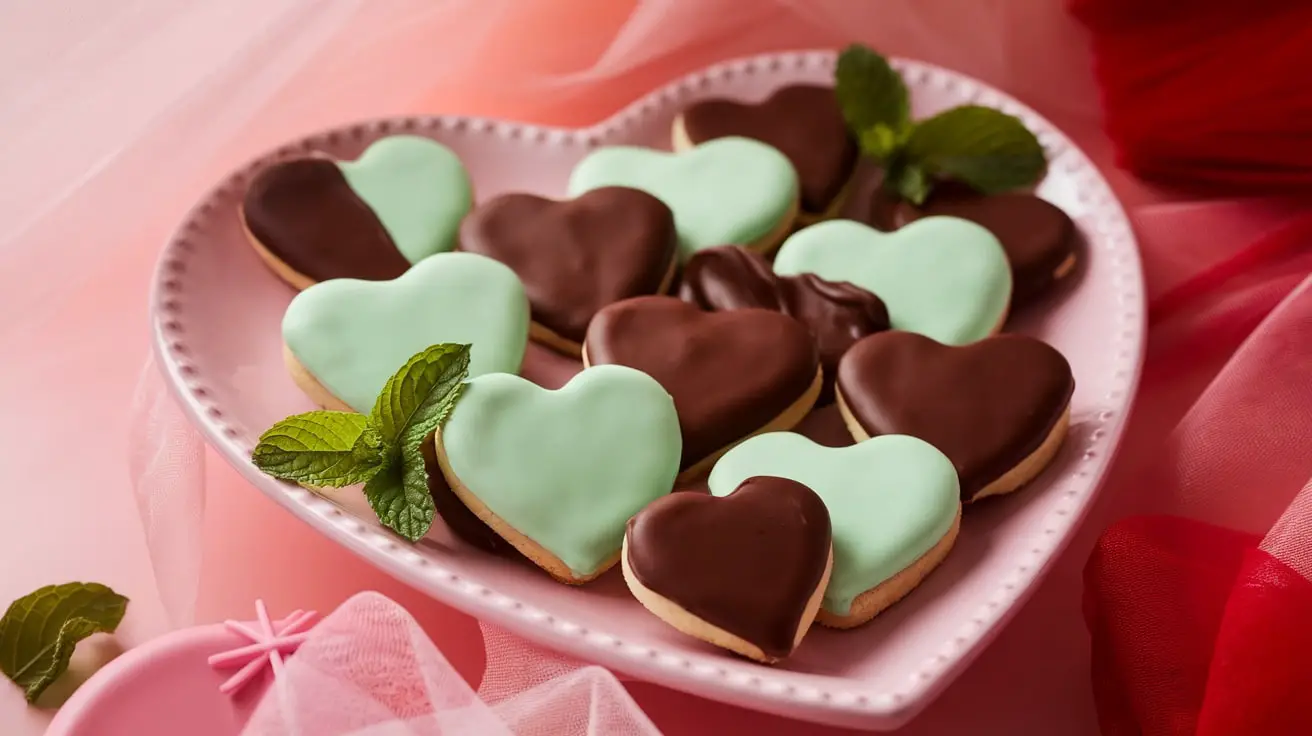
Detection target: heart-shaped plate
<box><xmin>151</xmin><ymin>51</ymin><xmax>1144</xmax><ymax>730</ymax></box>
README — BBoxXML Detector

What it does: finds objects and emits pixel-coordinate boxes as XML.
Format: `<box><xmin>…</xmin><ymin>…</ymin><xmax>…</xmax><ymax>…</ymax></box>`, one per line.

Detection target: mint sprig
<box><xmin>834</xmin><ymin>43</ymin><xmax>1047</xmax><ymax>204</ymax></box>
<box><xmin>252</xmin><ymin>343</ymin><xmax>471</xmax><ymax>542</ymax></box>
<box><xmin>0</xmin><ymin>582</ymin><xmax>128</xmax><ymax>703</ymax></box>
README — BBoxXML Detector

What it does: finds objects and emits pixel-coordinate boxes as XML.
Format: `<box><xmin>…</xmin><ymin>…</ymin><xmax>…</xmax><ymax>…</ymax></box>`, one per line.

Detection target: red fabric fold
<box><xmin>1086</xmin><ymin>516</ymin><xmax>1312</xmax><ymax>736</ymax></box>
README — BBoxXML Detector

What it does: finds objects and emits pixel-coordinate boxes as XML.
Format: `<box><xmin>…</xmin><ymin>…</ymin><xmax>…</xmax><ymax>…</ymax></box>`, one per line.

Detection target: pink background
<box><xmin>4</xmin><ymin>1</ymin><xmax>1304</xmax><ymax>733</ymax></box>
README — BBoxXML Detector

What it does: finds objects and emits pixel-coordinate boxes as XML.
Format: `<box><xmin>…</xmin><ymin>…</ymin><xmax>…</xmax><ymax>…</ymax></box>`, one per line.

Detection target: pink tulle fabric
<box><xmin>2</xmin><ymin>0</ymin><xmax>1310</xmax><ymax>731</ymax></box>
<box><xmin>240</xmin><ymin>592</ymin><xmax>658</xmax><ymax>736</ymax></box>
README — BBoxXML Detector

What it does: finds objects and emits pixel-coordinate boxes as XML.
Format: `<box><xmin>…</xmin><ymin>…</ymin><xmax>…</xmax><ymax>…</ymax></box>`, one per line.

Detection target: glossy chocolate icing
<box><xmin>894</xmin><ymin>186</ymin><xmax>1077</xmax><ymax>305</ymax></box>
<box><xmin>584</xmin><ymin>296</ymin><xmax>819</xmax><ymax>471</ymax></box>
<box><xmin>835</xmin><ymin>159</ymin><xmax>902</xmax><ymax>230</ymax></box>
<box><xmin>421</xmin><ymin>436</ymin><xmax>520</xmax><ymax>557</ymax></box>
<box><xmin>625</xmin><ymin>476</ymin><xmax>832</xmax><ymax>659</ymax></box>
<box><xmin>460</xmin><ymin>187</ymin><xmax>678</xmax><ymax>343</ymax></box>
<box><xmin>837</xmin><ymin>331</ymin><xmax>1074</xmax><ymax>500</ymax></box>
<box><xmin>681</xmin><ymin>85</ymin><xmax>857</xmax><ymax>214</ymax></box>
<box><xmin>242</xmin><ymin>158</ymin><xmax>410</xmax><ymax>283</ymax></box>
<box><xmin>679</xmin><ymin>245</ymin><xmax>889</xmax><ymax>404</ymax></box>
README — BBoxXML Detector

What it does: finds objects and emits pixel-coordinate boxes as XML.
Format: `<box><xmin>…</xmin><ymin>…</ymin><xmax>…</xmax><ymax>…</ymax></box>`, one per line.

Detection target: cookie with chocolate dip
<box><xmin>623</xmin><ymin>476</ymin><xmax>833</xmax><ymax>663</ymax></box>
<box><xmin>679</xmin><ymin>245</ymin><xmax>889</xmax><ymax>404</ymax></box>
<box><xmin>459</xmin><ymin>187</ymin><xmax>679</xmax><ymax>357</ymax></box>
<box><xmin>836</xmin><ymin>331</ymin><xmax>1074</xmax><ymax>502</ymax></box>
<box><xmin>674</xmin><ymin>85</ymin><xmax>858</xmax><ymax>220</ymax></box>
<box><xmin>583</xmin><ymin>296</ymin><xmax>822</xmax><ymax>481</ymax></box>
<box><xmin>241</xmin><ymin>135</ymin><xmax>472</xmax><ymax>290</ymax></box>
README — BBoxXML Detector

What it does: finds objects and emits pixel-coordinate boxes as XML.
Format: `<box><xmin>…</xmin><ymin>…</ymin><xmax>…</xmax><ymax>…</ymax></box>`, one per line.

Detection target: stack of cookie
<box><xmin>243</xmin><ymin>83</ymin><xmax>1076</xmax><ymax>665</ymax></box>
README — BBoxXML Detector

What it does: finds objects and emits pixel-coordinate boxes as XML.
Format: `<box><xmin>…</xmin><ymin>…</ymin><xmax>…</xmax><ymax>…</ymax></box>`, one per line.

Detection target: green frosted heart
<box><xmin>283</xmin><ymin>252</ymin><xmax>528</xmax><ymax>412</ymax></box>
<box><xmin>442</xmin><ymin>366</ymin><xmax>682</xmax><ymax>577</ymax></box>
<box><xmin>338</xmin><ymin>135</ymin><xmax>472</xmax><ymax>263</ymax></box>
<box><xmin>708</xmin><ymin>432</ymin><xmax>959</xmax><ymax>615</ymax></box>
<box><xmin>773</xmin><ymin>217</ymin><xmax>1012</xmax><ymax>345</ymax></box>
<box><xmin>566</xmin><ymin>137</ymin><xmax>798</xmax><ymax>260</ymax></box>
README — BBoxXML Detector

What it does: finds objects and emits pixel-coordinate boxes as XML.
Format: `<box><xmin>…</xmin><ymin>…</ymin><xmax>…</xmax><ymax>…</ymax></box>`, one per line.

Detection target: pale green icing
<box><xmin>283</xmin><ymin>252</ymin><xmax>528</xmax><ymax>413</ymax></box>
<box><xmin>708</xmin><ymin>432</ymin><xmax>959</xmax><ymax>615</ymax></box>
<box><xmin>337</xmin><ymin>135</ymin><xmax>472</xmax><ymax>264</ymax></box>
<box><xmin>773</xmin><ymin>217</ymin><xmax>1012</xmax><ymax>345</ymax></box>
<box><xmin>566</xmin><ymin>137</ymin><xmax>798</xmax><ymax>260</ymax></box>
<box><xmin>441</xmin><ymin>366</ymin><xmax>682</xmax><ymax>577</ymax></box>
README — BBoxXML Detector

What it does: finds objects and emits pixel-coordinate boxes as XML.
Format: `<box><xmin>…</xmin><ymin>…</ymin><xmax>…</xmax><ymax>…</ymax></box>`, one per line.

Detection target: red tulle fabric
<box><xmin>1078</xmin><ymin>1</ymin><xmax>1312</xmax><ymax>733</ymax></box>
<box><xmin>1071</xmin><ymin>0</ymin><xmax>1312</xmax><ymax>193</ymax></box>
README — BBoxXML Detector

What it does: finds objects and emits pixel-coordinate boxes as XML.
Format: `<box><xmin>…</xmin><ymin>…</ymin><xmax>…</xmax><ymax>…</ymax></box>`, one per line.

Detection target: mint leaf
<box><xmin>835</xmin><ymin>44</ymin><xmax>910</xmax><ymax>157</ymax></box>
<box><xmin>362</xmin><ymin>449</ymin><xmax>435</xmax><ymax>543</ymax></box>
<box><xmin>885</xmin><ymin>160</ymin><xmax>932</xmax><ymax>205</ymax></box>
<box><xmin>0</xmin><ymin>583</ymin><xmax>128</xmax><ymax>703</ymax></box>
<box><xmin>252</xmin><ymin>411</ymin><xmax>385</xmax><ymax>487</ymax></box>
<box><xmin>903</xmin><ymin>105</ymin><xmax>1046</xmax><ymax>194</ymax></box>
<box><xmin>370</xmin><ymin>344</ymin><xmax>471</xmax><ymax>448</ymax></box>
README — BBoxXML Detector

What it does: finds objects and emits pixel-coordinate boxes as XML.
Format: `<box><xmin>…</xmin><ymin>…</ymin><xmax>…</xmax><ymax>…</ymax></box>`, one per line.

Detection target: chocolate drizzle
<box><xmin>679</xmin><ymin>245</ymin><xmax>889</xmax><ymax>404</ymax></box>
<box><xmin>242</xmin><ymin>158</ymin><xmax>410</xmax><ymax>284</ymax></box>
<box><xmin>836</xmin><ymin>331</ymin><xmax>1074</xmax><ymax>500</ymax></box>
<box><xmin>584</xmin><ymin>296</ymin><xmax>819</xmax><ymax>471</ymax></box>
<box><xmin>681</xmin><ymin>85</ymin><xmax>857</xmax><ymax>214</ymax></box>
<box><xmin>460</xmin><ymin>188</ymin><xmax>678</xmax><ymax>344</ymax></box>
<box><xmin>625</xmin><ymin>476</ymin><xmax>832</xmax><ymax>659</ymax></box>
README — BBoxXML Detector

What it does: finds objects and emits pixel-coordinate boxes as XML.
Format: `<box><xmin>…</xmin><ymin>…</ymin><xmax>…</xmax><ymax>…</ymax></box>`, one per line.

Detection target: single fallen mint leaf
<box><xmin>251</xmin><ymin>410</ymin><xmax>384</xmax><ymax>487</ymax></box>
<box><xmin>902</xmin><ymin>105</ymin><xmax>1047</xmax><ymax>194</ymax></box>
<box><xmin>834</xmin><ymin>43</ymin><xmax>910</xmax><ymax>159</ymax></box>
<box><xmin>0</xmin><ymin>582</ymin><xmax>128</xmax><ymax>703</ymax></box>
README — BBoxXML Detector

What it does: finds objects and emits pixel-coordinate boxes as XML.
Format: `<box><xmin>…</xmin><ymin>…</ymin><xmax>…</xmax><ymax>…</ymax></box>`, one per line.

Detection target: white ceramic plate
<box><xmin>151</xmin><ymin>51</ymin><xmax>1144</xmax><ymax>730</ymax></box>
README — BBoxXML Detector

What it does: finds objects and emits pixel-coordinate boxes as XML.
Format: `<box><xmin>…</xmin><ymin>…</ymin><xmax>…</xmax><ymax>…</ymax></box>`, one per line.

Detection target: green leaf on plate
<box><xmin>834</xmin><ymin>43</ymin><xmax>910</xmax><ymax>156</ymax></box>
<box><xmin>903</xmin><ymin>105</ymin><xmax>1047</xmax><ymax>194</ymax></box>
<box><xmin>363</xmin><ymin>450</ymin><xmax>436</xmax><ymax>543</ymax></box>
<box><xmin>0</xmin><ymin>583</ymin><xmax>129</xmax><ymax>703</ymax></box>
<box><xmin>251</xmin><ymin>411</ymin><xmax>385</xmax><ymax>487</ymax></box>
<box><xmin>370</xmin><ymin>343</ymin><xmax>471</xmax><ymax>449</ymax></box>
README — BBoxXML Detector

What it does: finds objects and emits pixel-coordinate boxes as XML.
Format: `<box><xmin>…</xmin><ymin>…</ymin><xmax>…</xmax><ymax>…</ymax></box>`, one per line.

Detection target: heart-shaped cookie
<box><xmin>623</xmin><ymin>476</ymin><xmax>833</xmax><ymax>663</ymax></box>
<box><xmin>887</xmin><ymin>187</ymin><xmax>1078</xmax><ymax>307</ymax></box>
<box><xmin>282</xmin><ymin>252</ymin><xmax>528</xmax><ymax>413</ymax></box>
<box><xmin>709</xmin><ymin>432</ymin><xmax>961</xmax><ymax>627</ymax></box>
<box><xmin>837</xmin><ymin>331</ymin><xmax>1074</xmax><ymax>502</ymax></box>
<box><xmin>243</xmin><ymin>135</ymin><xmax>472</xmax><ymax>289</ymax></box>
<box><xmin>567</xmin><ymin>137</ymin><xmax>799</xmax><ymax>260</ymax></box>
<box><xmin>583</xmin><ymin>296</ymin><xmax>821</xmax><ymax>479</ymax></box>
<box><xmin>459</xmin><ymin>187</ymin><xmax>678</xmax><ymax>355</ymax></box>
<box><xmin>674</xmin><ymin>85</ymin><xmax>857</xmax><ymax>217</ymax></box>
<box><xmin>433</xmin><ymin>365</ymin><xmax>682</xmax><ymax>583</ymax></box>
<box><xmin>679</xmin><ymin>245</ymin><xmax>889</xmax><ymax>404</ymax></box>
<box><xmin>773</xmin><ymin>218</ymin><xmax>1012</xmax><ymax>345</ymax></box>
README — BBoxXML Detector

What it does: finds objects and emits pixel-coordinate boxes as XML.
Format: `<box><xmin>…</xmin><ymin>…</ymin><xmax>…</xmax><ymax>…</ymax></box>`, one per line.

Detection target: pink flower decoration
<box><xmin>207</xmin><ymin>600</ymin><xmax>317</xmax><ymax>695</ymax></box>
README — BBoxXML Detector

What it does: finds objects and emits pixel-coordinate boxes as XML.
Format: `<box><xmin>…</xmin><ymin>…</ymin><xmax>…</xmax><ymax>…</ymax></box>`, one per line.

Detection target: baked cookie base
<box><xmin>431</xmin><ymin>430</ymin><xmax>615</xmax><ymax>585</ymax></box>
<box><xmin>621</xmin><ymin>538</ymin><xmax>833</xmax><ymax>664</ymax></box>
<box><xmin>816</xmin><ymin>507</ymin><xmax>962</xmax><ymax>629</ymax></box>
<box><xmin>284</xmin><ymin>343</ymin><xmax>355</xmax><ymax>413</ymax></box>
<box><xmin>241</xmin><ymin>205</ymin><xmax>318</xmax><ymax>292</ymax></box>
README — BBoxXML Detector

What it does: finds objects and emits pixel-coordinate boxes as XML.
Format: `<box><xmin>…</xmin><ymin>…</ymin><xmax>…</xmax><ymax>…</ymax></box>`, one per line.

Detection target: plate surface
<box><xmin>151</xmin><ymin>51</ymin><xmax>1144</xmax><ymax>730</ymax></box>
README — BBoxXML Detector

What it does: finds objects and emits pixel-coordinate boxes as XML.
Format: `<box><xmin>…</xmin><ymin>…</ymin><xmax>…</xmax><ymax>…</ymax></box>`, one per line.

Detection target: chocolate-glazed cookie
<box><xmin>584</xmin><ymin>296</ymin><xmax>821</xmax><ymax>477</ymax></box>
<box><xmin>893</xmin><ymin>185</ymin><xmax>1078</xmax><ymax>306</ymax></box>
<box><xmin>677</xmin><ymin>85</ymin><xmax>857</xmax><ymax>215</ymax></box>
<box><xmin>623</xmin><ymin>476</ymin><xmax>832</xmax><ymax>662</ymax></box>
<box><xmin>460</xmin><ymin>188</ymin><xmax>678</xmax><ymax>352</ymax></box>
<box><xmin>679</xmin><ymin>245</ymin><xmax>889</xmax><ymax>404</ymax></box>
<box><xmin>242</xmin><ymin>158</ymin><xmax>409</xmax><ymax>286</ymax></box>
<box><xmin>836</xmin><ymin>331</ymin><xmax>1074</xmax><ymax>501</ymax></box>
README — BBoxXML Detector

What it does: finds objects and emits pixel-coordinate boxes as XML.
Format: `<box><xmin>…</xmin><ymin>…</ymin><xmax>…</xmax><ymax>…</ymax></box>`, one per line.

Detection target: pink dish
<box><xmin>150</xmin><ymin>51</ymin><xmax>1145</xmax><ymax>730</ymax></box>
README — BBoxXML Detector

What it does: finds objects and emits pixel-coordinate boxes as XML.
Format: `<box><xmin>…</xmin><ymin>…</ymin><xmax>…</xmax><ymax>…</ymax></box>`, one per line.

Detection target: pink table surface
<box><xmin>0</xmin><ymin>1</ymin><xmax>1261</xmax><ymax>733</ymax></box>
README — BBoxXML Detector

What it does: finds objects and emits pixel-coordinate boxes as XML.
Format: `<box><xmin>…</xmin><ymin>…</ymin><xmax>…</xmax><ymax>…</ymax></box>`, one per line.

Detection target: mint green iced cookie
<box><xmin>283</xmin><ymin>252</ymin><xmax>528</xmax><ymax>413</ymax></box>
<box><xmin>773</xmin><ymin>217</ymin><xmax>1012</xmax><ymax>344</ymax></box>
<box><xmin>437</xmin><ymin>366</ymin><xmax>682</xmax><ymax>582</ymax></box>
<box><xmin>338</xmin><ymin>135</ymin><xmax>472</xmax><ymax>263</ymax></box>
<box><xmin>708</xmin><ymin>432</ymin><xmax>959</xmax><ymax>618</ymax></box>
<box><xmin>567</xmin><ymin>137</ymin><xmax>798</xmax><ymax>260</ymax></box>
